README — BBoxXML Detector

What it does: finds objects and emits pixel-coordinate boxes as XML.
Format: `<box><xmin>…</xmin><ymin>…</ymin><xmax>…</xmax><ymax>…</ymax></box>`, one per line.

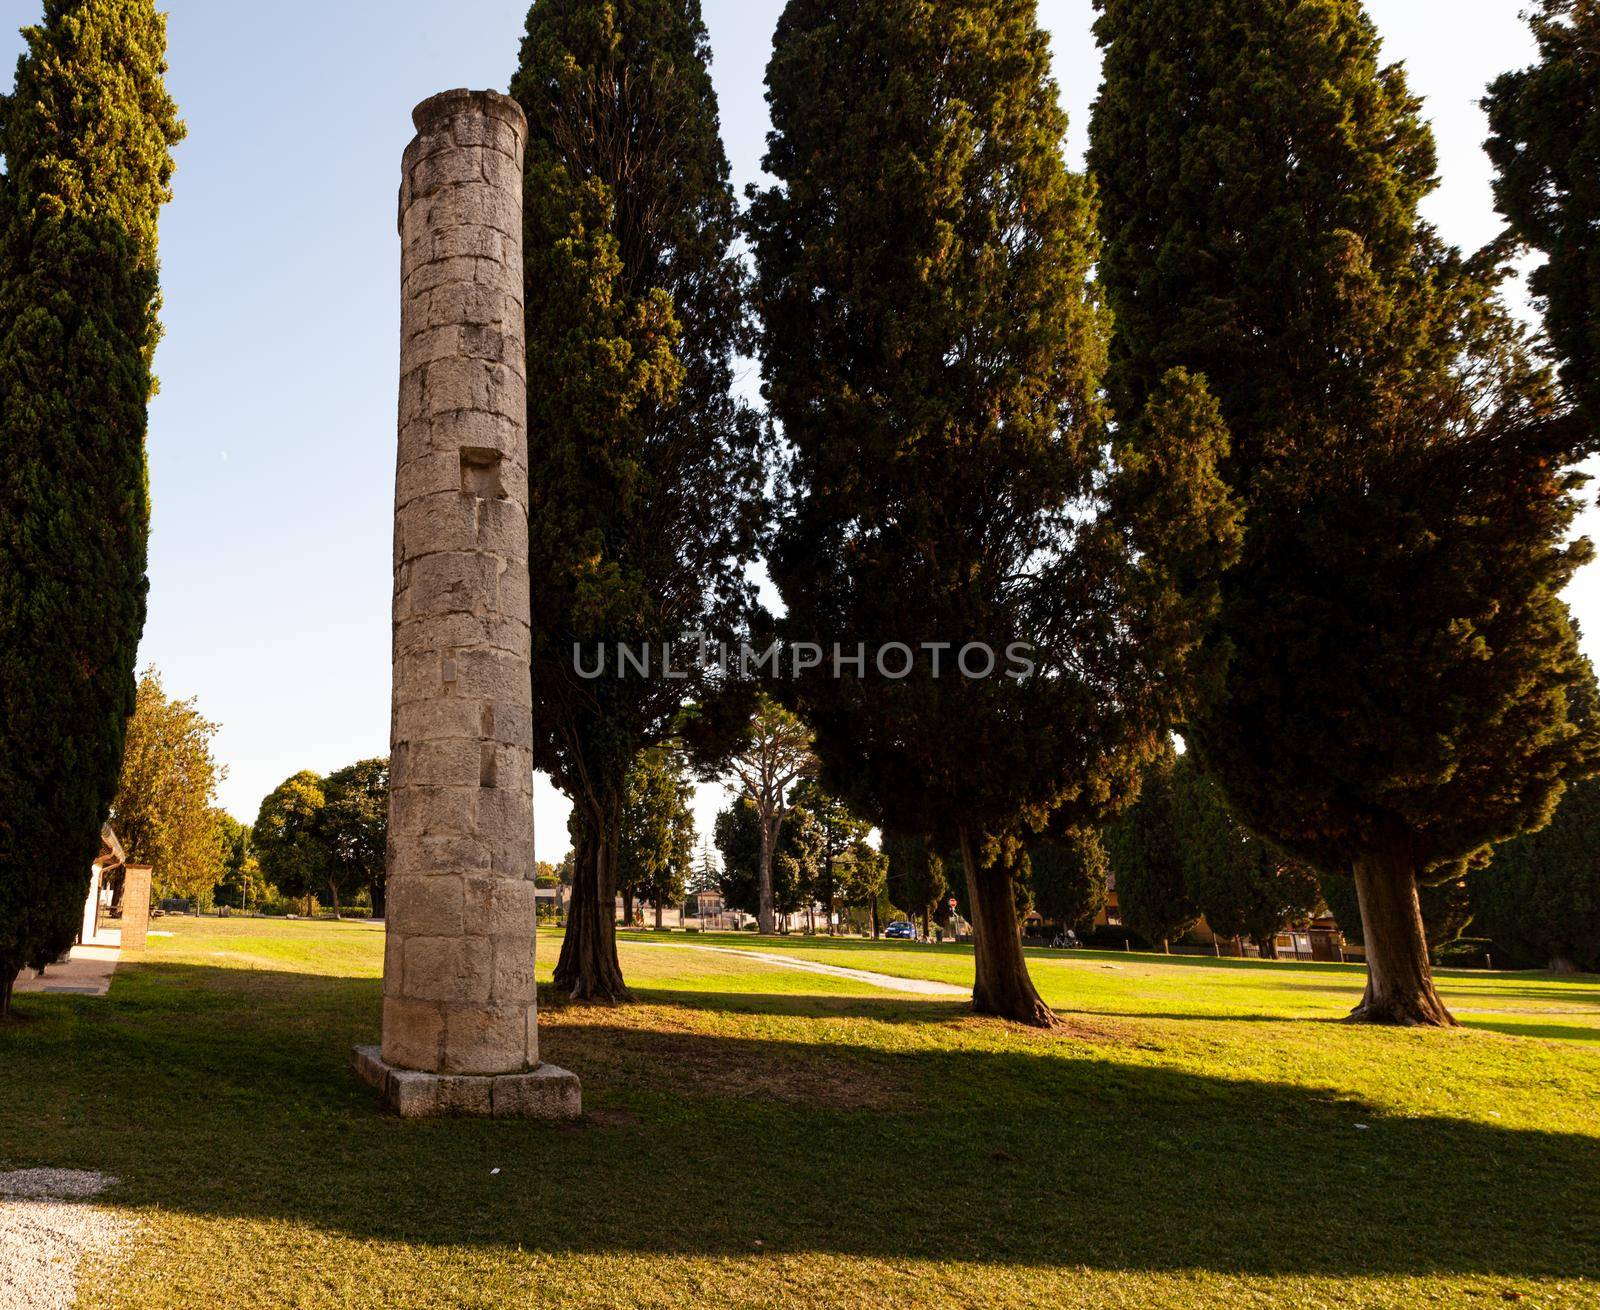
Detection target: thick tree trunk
<box><xmin>757</xmin><ymin>819</ymin><xmax>776</xmax><ymax>934</ymax></box>
<box><xmin>622</xmin><ymin>890</ymin><xmax>634</xmax><ymax>926</ymax></box>
<box><xmin>1549</xmin><ymin>956</ymin><xmax>1579</xmax><ymax>975</ymax></box>
<box><xmin>0</xmin><ymin>962</ymin><xmax>15</xmax><ymax>1022</ymax></box>
<box><xmin>1256</xmin><ymin>933</ymin><xmax>1278</xmax><ymax>961</ymax></box>
<box><xmin>1347</xmin><ymin>841</ymin><xmax>1457</xmax><ymax>1027</ymax></box>
<box><xmin>553</xmin><ymin>808</ymin><xmax>631</xmax><ymax>1003</ymax></box>
<box><xmin>960</xmin><ymin>829</ymin><xmax>1057</xmax><ymax>1027</ymax></box>
<box><xmin>654</xmin><ymin>900</ymin><xmax>663</xmax><ymax>930</ymax></box>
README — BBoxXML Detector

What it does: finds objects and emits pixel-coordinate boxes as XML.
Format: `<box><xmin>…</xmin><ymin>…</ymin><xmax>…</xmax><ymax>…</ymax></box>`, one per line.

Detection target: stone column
<box><xmin>355</xmin><ymin>88</ymin><xmax>579</xmax><ymax>1121</ymax></box>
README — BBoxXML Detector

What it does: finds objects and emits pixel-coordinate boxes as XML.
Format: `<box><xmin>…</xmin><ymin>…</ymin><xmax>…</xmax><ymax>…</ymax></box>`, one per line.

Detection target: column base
<box><xmin>353</xmin><ymin>1046</ymin><xmax>582</xmax><ymax>1120</ymax></box>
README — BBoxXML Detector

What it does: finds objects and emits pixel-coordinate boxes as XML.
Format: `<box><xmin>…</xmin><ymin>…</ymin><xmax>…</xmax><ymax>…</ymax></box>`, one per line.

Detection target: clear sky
<box><xmin>3</xmin><ymin>1</ymin><xmax>1589</xmax><ymax>862</ymax></box>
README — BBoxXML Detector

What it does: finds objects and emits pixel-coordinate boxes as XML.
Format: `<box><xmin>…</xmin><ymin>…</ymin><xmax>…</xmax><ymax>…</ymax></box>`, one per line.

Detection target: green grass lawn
<box><xmin>3</xmin><ymin>918</ymin><xmax>1598</xmax><ymax>1309</ymax></box>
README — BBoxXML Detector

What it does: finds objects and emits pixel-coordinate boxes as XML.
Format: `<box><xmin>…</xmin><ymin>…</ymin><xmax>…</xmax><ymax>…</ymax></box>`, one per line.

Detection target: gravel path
<box><xmin>627</xmin><ymin>940</ymin><xmax>970</xmax><ymax>996</ymax></box>
<box><xmin>0</xmin><ymin>1170</ymin><xmax>127</xmax><ymax>1310</ymax></box>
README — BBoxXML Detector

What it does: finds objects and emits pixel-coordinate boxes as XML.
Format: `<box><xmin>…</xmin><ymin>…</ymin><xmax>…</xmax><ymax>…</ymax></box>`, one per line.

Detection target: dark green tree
<box><xmin>1106</xmin><ymin>754</ymin><xmax>1199</xmax><ymax>952</ymax></box>
<box><xmin>713</xmin><ymin>796</ymin><xmax>817</xmax><ymax>924</ymax></box>
<box><xmin>1487</xmin><ymin>1</ymin><xmax>1600</xmax><ymax>420</ymax></box>
<box><xmin>1028</xmin><ymin>830</ymin><xmax>1109</xmax><ymax>937</ymax></box>
<box><xmin>211</xmin><ymin>811</ymin><xmax>259</xmax><ymax>912</ymax></box>
<box><xmin>616</xmin><ymin>748</ymin><xmax>696</xmax><ymax>928</ymax></box>
<box><xmin>1473</xmin><ymin>776</ymin><xmax>1600</xmax><ymax>971</ymax></box>
<box><xmin>774</xmin><ymin>803</ymin><xmax>826</xmax><ymax>931</ymax></box>
<box><xmin>318</xmin><ymin>758</ymin><xmax>389</xmax><ymax>918</ymax></box>
<box><xmin>0</xmin><ymin>0</ymin><xmax>183</xmax><ymax>1018</ymax></box>
<box><xmin>791</xmin><ymin>778</ymin><xmax>872</xmax><ymax>934</ymax></box>
<box><xmin>1174</xmin><ymin>760</ymin><xmax>1319</xmax><ymax>959</ymax></box>
<box><xmin>253</xmin><ymin>772</ymin><xmax>328</xmax><ymax>915</ymax></box>
<box><xmin>1091</xmin><ymin>0</ymin><xmax>1598</xmax><ymax>1024</ymax></box>
<box><xmin>751</xmin><ymin>0</ymin><xmax>1238</xmax><ymax>1024</ymax></box>
<box><xmin>837</xmin><ymin>839</ymin><xmax>889</xmax><ymax>935</ymax></box>
<box><xmin>883</xmin><ymin>835</ymin><xmax>950</xmax><ymax>941</ymax></box>
<box><xmin>512</xmin><ymin>0</ymin><xmax>766</xmax><ymax>999</ymax></box>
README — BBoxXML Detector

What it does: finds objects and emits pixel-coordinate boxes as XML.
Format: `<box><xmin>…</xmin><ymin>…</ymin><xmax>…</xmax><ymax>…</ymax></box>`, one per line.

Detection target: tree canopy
<box><xmin>1487</xmin><ymin>1</ymin><xmax>1600</xmax><ymax>421</ymax></box>
<box><xmin>511</xmin><ymin>0</ymin><xmax>766</xmax><ymax>999</ymax></box>
<box><xmin>1091</xmin><ymin>0</ymin><xmax>1598</xmax><ymax>1024</ymax></box>
<box><xmin>1028</xmin><ymin>830</ymin><xmax>1109</xmax><ymax>936</ymax></box>
<box><xmin>617</xmin><ymin>748</ymin><xmax>696</xmax><ymax>926</ymax></box>
<box><xmin>253</xmin><ymin>772</ymin><xmax>327</xmax><ymax>914</ymax></box>
<box><xmin>319</xmin><ymin>758</ymin><xmax>389</xmax><ymax>918</ymax></box>
<box><xmin>111</xmin><ymin>669</ymin><xmax>223</xmax><ymax>902</ymax></box>
<box><xmin>0</xmin><ymin>0</ymin><xmax>183</xmax><ymax>1017</ymax></box>
<box><xmin>1174</xmin><ymin>760</ymin><xmax>1319</xmax><ymax>958</ymax></box>
<box><xmin>713</xmin><ymin>796</ymin><xmax>819</xmax><ymax>924</ymax></box>
<box><xmin>1472</xmin><ymin>776</ymin><xmax>1600</xmax><ymax>972</ymax></box>
<box><xmin>750</xmin><ymin>0</ymin><xmax>1237</xmax><ymax>1024</ymax></box>
<box><xmin>1105</xmin><ymin>753</ymin><xmax>1199</xmax><ymax>950</ymax></box>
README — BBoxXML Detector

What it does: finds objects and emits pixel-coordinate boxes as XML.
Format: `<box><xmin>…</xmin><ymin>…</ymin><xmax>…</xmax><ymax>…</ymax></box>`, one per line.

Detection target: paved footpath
<box><xmin>626</xmin><ymin>939</ymin><xmax>969</xmax><ymax>997</ymax></box>
<box><xmin>12</xmin><ymin>941</ymin><xmax>120</xmax><ymax>998</ymax></box>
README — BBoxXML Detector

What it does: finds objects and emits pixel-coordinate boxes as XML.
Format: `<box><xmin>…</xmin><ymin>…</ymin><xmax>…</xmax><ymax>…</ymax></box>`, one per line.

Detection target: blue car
<box><xmin>884</xmin><ymin>921</ymin><xmax>917</xmax><ymax>940</ymax></box>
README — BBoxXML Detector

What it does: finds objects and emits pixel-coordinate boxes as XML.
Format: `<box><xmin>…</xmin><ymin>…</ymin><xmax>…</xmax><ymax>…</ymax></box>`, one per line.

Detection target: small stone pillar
<box><xmin>354</xmin><ymin>88</ymin><xmax>579</xmax><ymax>1121</ymax></box>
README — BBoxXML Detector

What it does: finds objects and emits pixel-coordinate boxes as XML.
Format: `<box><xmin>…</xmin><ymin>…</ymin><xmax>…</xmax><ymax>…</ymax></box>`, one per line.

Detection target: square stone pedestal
<box><xmin>354</xmin><ymin>1047</ymin><xmax>582</xmax><ymax>1120</ymax></box>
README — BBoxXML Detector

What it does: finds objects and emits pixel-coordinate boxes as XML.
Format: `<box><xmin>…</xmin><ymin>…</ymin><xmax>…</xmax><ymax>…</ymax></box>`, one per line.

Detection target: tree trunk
<box><xmin>654</xmin><ymin>900</ymin><xmax>663</xmax><ymax>930</ymax></box>
<box><xmin>370</xmin><ymin>876</ymin><xmax>386</xmax><ymax>920</ymax></box>
<box><xmin>1549</xmin><ymin>956</ymin><xmax>1579</xmax><ymax>975</ymax></box>
<box><xmin>329</xmin><ymin>878</ymin><xmax>342</xmax><ymax>920</ymax></box>
<box><xmin>757</xmin><ymin>817</ymin><xmax>777</xmax><ymax>934</ymax></box>
<box><xmin>871</xmin><ymin>902</ymin><xmax>879</xmax><ymax>939</ymax></box>
<box><xmin>622</xmin><ymin>889</ymin><xmax>634</xmax><ymax>926</ymax></box>
<box><xmin>553</xmin><ymin>808</ymin><xmax>631</xmax><ymax>1003</ymax></box>
<box><xmin>1347</xmin><ymin>841</ymin><xmax>1457</xmax><ymax>1027</ymax></box>
<box><xmin>960</xmin><ymin>829</ymin><xmax>1057</xmax><ymax>1027</ymax></box>
<box><xmin>0</xmin><ymin>962</ymin><xmax>15</xmax><ymax>1022</ymax></box>
<box><xmin>1256</xmin><ymin>934</ymin><xmax>1278</xmax><ymax>961</ymax></box>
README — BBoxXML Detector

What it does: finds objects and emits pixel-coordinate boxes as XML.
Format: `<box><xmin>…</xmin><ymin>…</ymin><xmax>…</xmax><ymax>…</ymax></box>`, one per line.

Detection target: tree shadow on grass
<box><xmin>1457</xmin><ymin>1018</ymin><xmax>1600</xmax><ymax>1043</ymax></box>
<box><xmin>0</xmin><ymin>961</ymin><xmax>1597</xmax><ymax>1284</ymax></box>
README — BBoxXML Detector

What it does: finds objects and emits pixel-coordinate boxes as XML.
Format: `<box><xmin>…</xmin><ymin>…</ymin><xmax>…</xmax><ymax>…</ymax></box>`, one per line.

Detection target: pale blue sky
<box><xmin>3</xmin><ymin>1</ymin><xmax>1588</xmax><ymax>861</ymax></box>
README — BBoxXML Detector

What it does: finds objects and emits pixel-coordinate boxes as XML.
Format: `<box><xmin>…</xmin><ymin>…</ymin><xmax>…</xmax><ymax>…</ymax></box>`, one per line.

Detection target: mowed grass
<box><xmin>626</xmin><ymin>930</ymin><xmax>1600</xmax><ymax>1044</ymax></box>
<box><xmin>0</xmin><ymin>919</ymin><xmax>1595</xmax><ymax>1309</ymax></box>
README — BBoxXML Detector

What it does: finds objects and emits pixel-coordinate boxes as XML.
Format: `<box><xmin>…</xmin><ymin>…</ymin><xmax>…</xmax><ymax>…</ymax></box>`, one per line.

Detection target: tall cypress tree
<box><xmin>0</xmin><ymin>0</ymin><xmax>182</xmax><ymax>1018</ymax></box>
<box><xmin>1173</xmin><ymin>758</ymin><xmax>1319</xmax><ymax>959</ymax></box>
<box><xmin>751</xmin><ymin>0</ymin><xmax>1238</xmax><ymax>1024</ymax></box>
<box><xmin>1091</xmin><ymin>0</ymin><xmax>1598</xmax><ymax>1024</ymax></box>
<box><xmin>1487</xmin><ymin>1</ymin><xmax>1600</xmax><ymax>421</ymax></box>
<box><xmin>511</xmin><ymin>0</ymin><xmax>765</xmax><ymax>1001</ymax></box>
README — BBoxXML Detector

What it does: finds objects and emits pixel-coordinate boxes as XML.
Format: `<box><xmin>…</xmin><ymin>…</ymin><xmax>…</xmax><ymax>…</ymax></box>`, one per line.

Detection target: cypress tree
<box><xmin>1474</xmin><ymin>776</ymin><xmax>1600</xmax><ymax>972</ymax></box>
<box><xmin>1174</xmin><ymin>759</ymin><xmax>1319</xmax><ymax>959</ymax></box>
<box><xmin>1091</xmin><ymin>0</ymin><xmax>1598</xmax><ymax>1024</ymax></box>
<box><xmin>751</xmin><ymin>0</ymin><xmax>1238</xmax><ymax>1024</ymax></box>
<box><xmin>1105</xmin><ymin>754</ymin><xmax>1199</xmax><ymax>952</ymax></box>
<box><xmin>0</xmin><ymin>1</ymin><xmax>182</xmax><ymax>1018</ymax></box>
<box><xmin>511</xmin><ymin>0</ymin><xmax>765</xmax><ymax>1000</ymax></box>
<box><xmin>1487</xmin><ymin>1</ymin><xmax>1600</xmax><ymax>421</ymax></box>
<box><xmin>1028</xmin><ymin>830</ymin><xmax>1109</xmax><ymax>937</ymax></box>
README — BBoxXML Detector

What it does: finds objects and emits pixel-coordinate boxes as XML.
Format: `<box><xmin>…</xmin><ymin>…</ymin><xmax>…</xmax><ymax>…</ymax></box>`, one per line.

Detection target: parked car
<box><xmin>884</xmin><ymin>921</ymin><xmax>917</xmax><ymax>940</ymax></box>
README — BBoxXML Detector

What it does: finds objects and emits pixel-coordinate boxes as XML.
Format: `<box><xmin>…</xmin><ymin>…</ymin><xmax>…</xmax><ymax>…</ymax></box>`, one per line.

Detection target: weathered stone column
<box><xmin>355</xmin><ymin>88</ymin><xmax>579</xmax><ymax>1120</ymax></box>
